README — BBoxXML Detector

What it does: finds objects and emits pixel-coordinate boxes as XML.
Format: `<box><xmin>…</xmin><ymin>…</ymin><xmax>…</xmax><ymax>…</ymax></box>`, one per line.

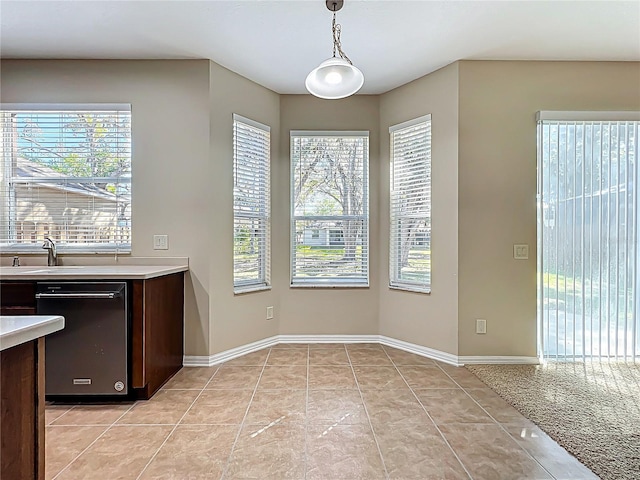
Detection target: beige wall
<box><xmin>277</xmin><ymin>95</ymin><xmax>381</xmax><ymax>335</ymax></box>
<box><xmin>457</xmin><ymin>61</ymin><xmax>640</xmax><ymax>356</ymax></box>
<box><xmin>208</xmin><ymin>61</ymin><xmax>280</xmax><ymax>354</ymax></box>
<box><xmin>378</xmin><ymin>63</ymin><xmax>460</xmax><ymax>354</ymax></box>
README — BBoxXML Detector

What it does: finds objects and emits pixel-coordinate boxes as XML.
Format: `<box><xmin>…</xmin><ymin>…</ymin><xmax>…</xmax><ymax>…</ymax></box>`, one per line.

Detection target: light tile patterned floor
<box><xmin>45</xmin><ymin>344</ymin><xmax>599</xmax><ymax>479</ymax></box>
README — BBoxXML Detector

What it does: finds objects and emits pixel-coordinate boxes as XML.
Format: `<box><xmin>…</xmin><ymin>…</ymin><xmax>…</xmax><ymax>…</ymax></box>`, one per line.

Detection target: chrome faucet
<box><xmin>42</xmin><ymin>237</ymin><xmax>58</xmax><ymax>266</ymax></box>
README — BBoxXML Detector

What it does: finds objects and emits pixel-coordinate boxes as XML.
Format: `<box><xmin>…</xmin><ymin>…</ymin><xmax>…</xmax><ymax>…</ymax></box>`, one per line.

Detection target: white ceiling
<box><xmin>1</xmin><ymin>0</ymin><xmax>639</xmax><ymax>95</ymax></box>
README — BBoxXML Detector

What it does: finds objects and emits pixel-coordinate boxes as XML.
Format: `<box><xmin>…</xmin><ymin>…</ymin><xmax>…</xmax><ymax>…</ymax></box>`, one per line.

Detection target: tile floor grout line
<box><xmin>135</xmin><ymin>365</ymin><xmax>222</xmax><ymax>480</ymax></box>
<box><xmin>49</xmin><ymin>422</ymin><xmax>181</xmax><ymax>427</ymax></box>
<box><xmin>51</xmin><ymin>401</ymin><xmax>137</xmax><ymax>480</ymax></box>
<box><xmin>346</xmin><ymin>345</ymin><xmax>391</xmax><ymax>480</ymax></box>
<box><xmin>219</xmin><ymin>347</ymin><xmax>271</xmax><ymax>480</ymax></box>
<box><xmin>433</xmin><ymin>362</ymin><xmax>558</xmax><ymax>480</ymax></box>
<box><xmin>385</xmin><ymin>350</ymin><xmax>474</xmax><ymax>480</ymax></box>
<box><xmin>46</xmin><ymin>404</ymin><xmax>76</xmax><ymax>426</ymax></box>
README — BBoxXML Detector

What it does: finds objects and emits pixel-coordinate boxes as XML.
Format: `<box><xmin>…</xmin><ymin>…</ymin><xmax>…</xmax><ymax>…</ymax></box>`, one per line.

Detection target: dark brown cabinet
<box><xmin>1</xmin><ymin>338</ymin><xmax>46</xmax><ymax>480</ymax></box>
<box><xmin>1</xmin><ymin>282</ymin><xmax>45</xmax><ymax>479</ymax></box>
<box><xmin>0</xmin><ymin>282</ymin><xmax>36</xmax><ymax>315</ymax></box>
<box><xmin>131</xmin><ymin>272</ymin><xmax>185</xmax><ymax>399</ymax></box>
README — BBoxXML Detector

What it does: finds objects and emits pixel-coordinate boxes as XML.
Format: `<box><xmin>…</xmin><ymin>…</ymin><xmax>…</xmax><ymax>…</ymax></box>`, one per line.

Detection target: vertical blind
<box><xmin>290</xmin><ymin>131</ymin><xmax>369</xmax><ymax>285</ymax></box>
<box><xmin>389</xmin><ymin>115</ymin><xmax>432</xmax><ymax>292</ymax></box>
<box><xmin>537</xmin><ymin>111</ymin><xmax>640</xmax><ymax>361</ymax></box>
<box><xmin>233</xmin><ymin>114</ymin><xmax>271</xmax><ymax>291</ymax></box>
<box><xmin>0</xmin><ymin>105</ymin><xmax>132</xmax><ymax>252</ymax></box>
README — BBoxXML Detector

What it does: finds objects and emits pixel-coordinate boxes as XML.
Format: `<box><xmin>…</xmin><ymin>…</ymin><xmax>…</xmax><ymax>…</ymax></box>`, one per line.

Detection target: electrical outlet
<box><xmin>153</xmin><ymin>235</ymin><xmax>169</xmax><ymax>250</ymax></box>
<box><xmin>513</xmin><ymin>244</ymin><xmax>529</xmax><ymax>260</ymax></box>
<box><xmin>476</xmin><ymin>319</ymin><xmax>487</xmax><ymax>334</ymax></box>
<box><xmin>266</xmin><ymin>306</ymin><xmax>274</xmax><ymax>320</ymax></box>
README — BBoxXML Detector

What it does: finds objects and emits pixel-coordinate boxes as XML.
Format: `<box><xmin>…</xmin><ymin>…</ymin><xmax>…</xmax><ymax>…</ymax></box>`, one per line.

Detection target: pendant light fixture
<box><xmin>305</xmin><ymin>0</ymin><xmax>364</xmax><ymax>99</ymax></box>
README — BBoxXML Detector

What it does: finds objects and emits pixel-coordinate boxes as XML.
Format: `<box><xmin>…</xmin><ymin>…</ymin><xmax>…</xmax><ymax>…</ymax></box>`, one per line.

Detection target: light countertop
<box><xmin>0</xmin><ymin>265</ymin><xmax>188</xmax><ymax>280</ymax></box>
<box><xmin>0</xmin><ymin>315</ymin><xmax>65</xmax><ymax>351</ymax></box>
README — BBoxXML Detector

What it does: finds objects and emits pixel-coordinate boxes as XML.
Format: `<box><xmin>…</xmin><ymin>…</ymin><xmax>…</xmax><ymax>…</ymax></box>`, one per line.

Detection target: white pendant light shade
<box><xmin>306</xmin><ymin>0</ymin><xmax>364</xmax><ymax>100</ymax></box>
<box><xmin>305</xmin><ymin>57</ymin><xmax>364</xmax><ymax>99</ymax></box>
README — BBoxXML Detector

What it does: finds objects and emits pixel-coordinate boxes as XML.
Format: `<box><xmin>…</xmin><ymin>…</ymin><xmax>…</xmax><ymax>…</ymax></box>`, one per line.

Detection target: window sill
<box><xmin>290</xmin><ymin>283</ymin><xmax>370</xmax><ymax>289</ymax></box>
<box><xmin>389</xmin><ymin>284</ymin><xmax>431</xmax><ymax>294</ymax></box>
<box><xmin>0</xmin><ymin>244</ymin><xmax>131</xmax><ymax>256</ymax></box>
<box><xmin>234</xmin><ymin>285</ymin><xmax>272</xmax><ymax>295</ymax></box>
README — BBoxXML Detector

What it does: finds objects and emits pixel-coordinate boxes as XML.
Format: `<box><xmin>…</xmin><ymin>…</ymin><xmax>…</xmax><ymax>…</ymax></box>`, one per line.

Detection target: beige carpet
<box><xmin>466</xmin><ymin>361</ymin><xmax>640</xmax><ymax>480</ymax></box>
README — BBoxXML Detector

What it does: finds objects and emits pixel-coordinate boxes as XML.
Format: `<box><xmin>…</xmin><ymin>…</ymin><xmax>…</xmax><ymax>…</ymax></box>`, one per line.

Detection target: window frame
<box><xmin>389</xmin><ymin>114</ymin><xmax>432</xmax><ymax>293</ymax></box>
<box><xmin>290</xmin><ymin>130</ymin><xmax>370</xmax><ymax>288</ymax></box>
<box><xmin>0</xmin><ymin>103</ymin><xmax>132</xmax><ymax>254</ymax></box>
<box><xmin>233</xmin><ymin>113</ymin><xmax>271</xmax><ymax>294</ymax></box>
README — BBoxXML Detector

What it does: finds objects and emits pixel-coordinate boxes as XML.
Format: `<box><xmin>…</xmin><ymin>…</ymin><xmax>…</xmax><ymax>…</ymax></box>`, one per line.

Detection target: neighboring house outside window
<box><xmin>389</xmin><ymin>115</ymin><xmax>432</xmax><ymax>293</ymax></box>
<box><xmin>0</xmin><ymin>105</ymin><xmax>132</xmax><ymax>253</ymax></box>
<box><xmin>233</xmin><ymin>114</ymin><xmax>271</xmax><ymax>293</ymax></box>
<box><xmin>290</xmin><ymin>131</ymin><xmax>369</xmax><ymax>286</ymax></box>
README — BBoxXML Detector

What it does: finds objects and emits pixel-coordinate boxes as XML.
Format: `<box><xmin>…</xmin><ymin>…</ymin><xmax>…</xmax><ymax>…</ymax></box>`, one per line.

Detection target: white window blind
<box><xmin>291</xmin><ymin>131</ymin><xmax>369</xmax><ymax>286</ymax></box>
<box><xmin>389</xmin><ymin>115</ymin><xmax>432</xmax><ymax>292</ymax></box>
<box><xmin>0</xmin><ymin>105</ymin><xmax>131</xmax><ymax>253</ymax></box>
<box><xmin>537</xmin><ymin>111</ymin><xmax>640</xmax><ymax>361</ymax></box>
<box><xmin>233</xmin><ymin>114</ymin><xmax>270</xmax><ymax>292</ymax></box>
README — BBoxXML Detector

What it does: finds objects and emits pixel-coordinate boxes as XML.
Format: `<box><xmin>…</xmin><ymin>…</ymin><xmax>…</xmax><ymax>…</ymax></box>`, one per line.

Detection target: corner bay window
<box><xmin>290</xmin><ymin>131</ymin><xmax>369</xmax><ymax>286</ymax></box>
<box><xmin>389</xmin><ymin>115</ymin><xmax>432</xmax><ymax>292</ymax></box>
<box><xmin>0</xmin><ymin>104</ymin><xmax>132</xmax><ymax>253</ymax></box>
<box><xmin>233</xmin><ymin>114</ymin><xmax>271</xmax><ymax>292</ymax></box>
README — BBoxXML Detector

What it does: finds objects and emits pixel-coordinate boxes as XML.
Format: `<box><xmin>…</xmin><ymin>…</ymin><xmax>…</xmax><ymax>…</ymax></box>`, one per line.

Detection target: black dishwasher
<box><xmin>36</xmin><ymin>282</ymin><xmax>129</xmax><ymax>397</ymax></box>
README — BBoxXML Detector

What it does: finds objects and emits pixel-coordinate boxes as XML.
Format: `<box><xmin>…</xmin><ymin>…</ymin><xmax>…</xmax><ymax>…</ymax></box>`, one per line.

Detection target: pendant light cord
<box><xmin>331</xmin><ymin>10</ymin><xmax>353</xmax><ymax>65</ymax></box>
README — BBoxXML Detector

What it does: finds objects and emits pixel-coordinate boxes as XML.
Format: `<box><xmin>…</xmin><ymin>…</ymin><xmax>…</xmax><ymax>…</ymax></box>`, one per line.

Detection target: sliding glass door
<box><xmin>537</xmin><ymin>112</ymin><xmax>640</xmax><ymax>361</ymax></box>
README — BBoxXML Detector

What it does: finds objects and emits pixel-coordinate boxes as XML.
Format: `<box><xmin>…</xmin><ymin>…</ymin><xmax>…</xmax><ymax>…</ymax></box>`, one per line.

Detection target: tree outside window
<box><xmin>0</xmin><ymin>107</ymin><xmax>131</xmax><ymax>252</ymax></box>
<box><xmin>291</xmin><ymin>132</ymin><xmax>369</xmax><ymax>286</ymax></box>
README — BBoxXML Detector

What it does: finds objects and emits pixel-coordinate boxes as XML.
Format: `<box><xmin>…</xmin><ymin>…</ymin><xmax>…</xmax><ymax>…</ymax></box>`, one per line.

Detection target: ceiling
<box><xmin>1</xmin><ymin>0</ymin><xmax>639</xmax><ymax>95</ymax></box>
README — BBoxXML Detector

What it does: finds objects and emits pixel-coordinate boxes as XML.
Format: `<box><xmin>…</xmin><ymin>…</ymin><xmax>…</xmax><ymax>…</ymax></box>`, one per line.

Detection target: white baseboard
<box><xmin>183</xmin><ymin>335</ymin><xmax>278</xmax><ymax>367</ymax></box>
<box><xmin>379</xmin><ymin>335</ymin><xmax>460</xmax><ymax>366</ymax></box>
<box><xmin>184</xmin><ymin>334</ymin><xmax>459</xmax><ymax>367</ymax></box>
<box><xmin>459</xmin><ymin>356</ymin><xmax>540</xmax><ymax>365</ymax></box>
<box><xmin>184</xmin><ymin>334</ymin><xmax>539</xmax><ymax>367</ymax></box>
<box><xmin>181</xmin><ymin>355</ymin><xmax>213</xmax><ymax>367</ymax></box>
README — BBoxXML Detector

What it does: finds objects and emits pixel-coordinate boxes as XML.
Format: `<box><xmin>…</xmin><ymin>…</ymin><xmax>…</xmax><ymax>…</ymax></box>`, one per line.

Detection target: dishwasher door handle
<box><xmin>35</xmin><ymin>292</ymin><xmax>119</xmax><ymax>299</ymax></box>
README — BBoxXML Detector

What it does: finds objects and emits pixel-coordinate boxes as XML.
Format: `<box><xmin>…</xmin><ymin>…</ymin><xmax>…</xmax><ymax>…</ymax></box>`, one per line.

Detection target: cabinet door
<box><xmin>131</xmin><ymin>273</ymin><xmax>184</xmax><ymax>398</ymax></box>
<box><xmin>0</xmin><ymin>282</ymin><xmax>36</xmax><ymax>314</ymax></box>
<box><xmin>1</xmin><ymin>338</ymin><xmax>45</xmax><ymax>480</ymax></box>
<box><xmin>131</xmin><ymin>279</ymin><xmax>146</xmax><ymax>389</ymax></box>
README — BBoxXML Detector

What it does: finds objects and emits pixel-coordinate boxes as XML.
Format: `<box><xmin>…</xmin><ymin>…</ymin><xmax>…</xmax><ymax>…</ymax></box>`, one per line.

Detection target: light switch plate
<box><xmin>513</xmin><ymin>244</ymin><xmax>529</xmax><ymax>260</ymax></box>
<box><xmin>476</xmin><ymin>319</ymin><xmax>487</xmax><ymax>334</ymax></box>
<box><xmin>153</xmin><ymin>234</ymin><xmax>169</xmax><ymax>250</ymax></box>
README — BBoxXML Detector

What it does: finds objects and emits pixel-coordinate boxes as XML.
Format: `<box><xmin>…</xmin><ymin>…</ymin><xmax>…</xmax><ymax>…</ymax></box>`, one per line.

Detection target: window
<box><xmin>389</xmin><ymin>115</ymin><xmax>431</xmax><ymax>292</ymax></box>
<box><xmin>0</xmin><ymin>104</ymin><xmax>131</xmax><ymax>252</ymax></box>
<box><xmin>291</xmin><ymin>131</ymin><xmax>369</xmax><ymax>286</ymax></box>
<box><xmin>537</xmin><ymin>111</ymin><xmax>640</xmax><ymax>360</ymax></box>
<box><xmin>233</xmin><ymin>114</ymin><xmax>270</xmax><ymax>292</ymax></box>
